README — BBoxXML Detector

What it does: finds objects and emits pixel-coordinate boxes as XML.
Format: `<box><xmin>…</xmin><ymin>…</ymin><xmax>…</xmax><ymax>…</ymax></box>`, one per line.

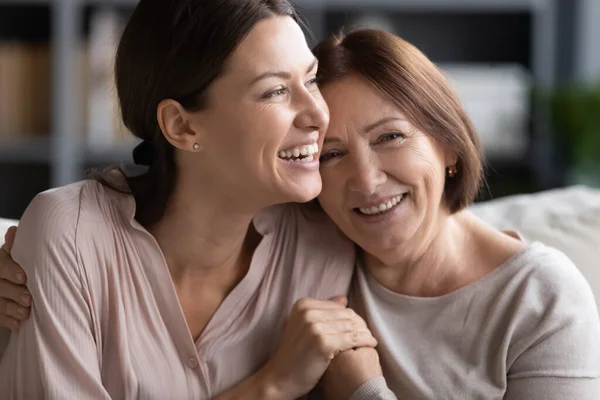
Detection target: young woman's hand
<box><xmin>260</xmin><ymin>296</ymin><xmax>378</xmax><ymax>399</ymax></box>
<box><xmin>0</xmin><ymin>226</ymin><xmax>31</xmax><ymax>331</ymax></box>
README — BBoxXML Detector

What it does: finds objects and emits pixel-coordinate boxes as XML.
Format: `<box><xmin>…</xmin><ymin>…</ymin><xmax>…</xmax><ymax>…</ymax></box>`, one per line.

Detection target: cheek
<box><xmin>318</xmin><ymin>169</ymin><xmax>348</xmax><ymax>217</ymax></box>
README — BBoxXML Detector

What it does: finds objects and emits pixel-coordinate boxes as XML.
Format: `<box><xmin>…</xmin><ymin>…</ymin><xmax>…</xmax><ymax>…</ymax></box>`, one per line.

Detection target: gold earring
<box><xmin>447</xmin><ymin>165</ymin><xmax>458</xmax><ymax>178</ymax></box>
<box><xmin>193</xmin><ymin>143</ymin><xmax>200</xmax><ymax>150</ymax></box>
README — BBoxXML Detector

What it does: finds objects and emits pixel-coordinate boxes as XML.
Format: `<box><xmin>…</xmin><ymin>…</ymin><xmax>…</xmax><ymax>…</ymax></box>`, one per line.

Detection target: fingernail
<box><xmin>17</xmin><ymin>307</ymin><xmax>26</xmax><ymax>318</ymax></box>
<box><xmin>21</xmin><ymin>294</ymin><xmax>31</xmax><ymax>305</ymax></box>
<box><xmin>16</xmin><ymin>272</ymin><xmax>25</xmax><ymax>283</ymax></box>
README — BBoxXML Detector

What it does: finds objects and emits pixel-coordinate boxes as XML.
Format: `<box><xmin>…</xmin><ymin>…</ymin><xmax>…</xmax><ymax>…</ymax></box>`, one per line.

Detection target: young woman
<box><xmin>0</xmin><ymin>1</ymin><xmax>380</xmax><ymax>399</ymax></box>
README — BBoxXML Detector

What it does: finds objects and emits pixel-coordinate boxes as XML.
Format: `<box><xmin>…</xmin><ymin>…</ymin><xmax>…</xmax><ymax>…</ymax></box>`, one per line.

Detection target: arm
<box><xmin>0</xmin><ymin>191</ymin><xmax>111</xmax><ymax>399</ymax></box>
<box><xmin>318</xmin><ymin>347</ymin><xmax>398</xmax><ymax>400</ymax></box>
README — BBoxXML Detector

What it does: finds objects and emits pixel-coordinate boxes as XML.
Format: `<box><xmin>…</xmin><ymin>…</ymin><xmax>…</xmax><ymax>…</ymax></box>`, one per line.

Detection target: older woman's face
<box><xmin>190</xmin><ymin>16</ymin><xmax>328</xmax><ymax>209</ymax></box>
<box><xmin>318</xmin><ymin>75</ymin><xmax>454</xmax><ymax>259</ymax></box>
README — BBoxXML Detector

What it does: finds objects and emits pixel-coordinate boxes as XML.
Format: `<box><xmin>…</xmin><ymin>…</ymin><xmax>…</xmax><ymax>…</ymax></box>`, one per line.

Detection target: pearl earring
<box><xmin>193</xmin><ymin>143</ymin><xmax>200</xmax><ymax>150</ymax></box>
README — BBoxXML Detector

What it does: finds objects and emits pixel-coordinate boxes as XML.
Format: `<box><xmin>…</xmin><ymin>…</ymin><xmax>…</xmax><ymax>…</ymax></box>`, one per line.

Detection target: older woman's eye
<box><xmin>305</xmin><ymin>77</ymin><xmax>319</xmax><ymax>87</ymax></box>
<box><xmin>319</xmin><ymin>151</ymin><xmax>342</xmax><ymax>163</ymax></box>
<box><xmin>377</xmin><ymin>133</ymin><xmax>405</xmax><ymax>143</ymax></box>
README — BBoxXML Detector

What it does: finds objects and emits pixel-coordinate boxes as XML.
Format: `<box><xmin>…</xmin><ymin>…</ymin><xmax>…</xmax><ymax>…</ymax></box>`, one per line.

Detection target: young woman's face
<box><xmin>191</xmin><ymin>16</ymin><xmax>329</xmax><ymax>209</ymax></box>
<box><xmin>318</xmin><ymin>75</ymin><xmax>453</xmax><ymax>261</ymax></box>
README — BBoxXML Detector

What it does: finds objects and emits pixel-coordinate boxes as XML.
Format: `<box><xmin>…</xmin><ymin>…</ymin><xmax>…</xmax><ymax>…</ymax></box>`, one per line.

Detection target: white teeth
<box><xmin>358</xmin><ymin>195</ymin><xmax>405</xmax><ymax>215</ymax></box>
<box><xmin>299</xmin><ymin>155</ymin><xmax>314</xmax><ymax>163</ymax></box>
<box><xmin>278</xmin><ymin>143</ymin><xmax>319</xmax><ymax>160</ymax></box>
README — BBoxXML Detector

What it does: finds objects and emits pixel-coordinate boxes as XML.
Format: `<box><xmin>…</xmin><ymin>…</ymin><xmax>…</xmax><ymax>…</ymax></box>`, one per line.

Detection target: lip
<box><xmin>277</xmin><ymin>154</ymin><xmax>320</xmax><ymax>170</ymax></box>
<box><xmin>352</xmin><ymin>194</ymin><xmax>405</xmax><ymax>210</ymax></box>
<box><xmin>278</xmin><ymin>140</ymin><xmax>319</xmax><ymax>153</ymax></box>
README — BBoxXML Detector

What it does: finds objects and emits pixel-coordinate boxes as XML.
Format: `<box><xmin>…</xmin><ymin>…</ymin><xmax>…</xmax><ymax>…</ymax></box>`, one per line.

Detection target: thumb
<box><xmin>2</xmin><ymin>226</ymin><xmax>17</xmax><ymax>254</ymax></box>
<box><xmin>329</xmin><ymin>295</ymin><xmax>348</xmax><ymax>307</ymax></box>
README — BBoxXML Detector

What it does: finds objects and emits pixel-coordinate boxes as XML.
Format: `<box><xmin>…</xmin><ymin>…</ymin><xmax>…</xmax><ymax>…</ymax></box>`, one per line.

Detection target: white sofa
<box><xmin>1</xmin><ymin>186</ymin><xmax>599</xmax><ymax>311</ymax></box>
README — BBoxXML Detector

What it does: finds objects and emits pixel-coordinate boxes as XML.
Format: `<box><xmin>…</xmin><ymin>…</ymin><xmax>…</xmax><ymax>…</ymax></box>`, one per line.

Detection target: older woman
<box><xmin>314</xmin><ymin>29</ymin><xmax>600</xmax><ymax>399</ymax></box>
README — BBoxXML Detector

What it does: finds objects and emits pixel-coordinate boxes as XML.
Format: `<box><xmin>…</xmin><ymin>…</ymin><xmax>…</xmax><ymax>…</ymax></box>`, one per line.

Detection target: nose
<box><xmin>294</xmin><ymin>88</ymin><xmax>330</xmax><ymax>133</ymax></box>
<box><xmin>347</xmin><ymin>150</ymin><xmax>386</xmax><ymax>196</ymax></box>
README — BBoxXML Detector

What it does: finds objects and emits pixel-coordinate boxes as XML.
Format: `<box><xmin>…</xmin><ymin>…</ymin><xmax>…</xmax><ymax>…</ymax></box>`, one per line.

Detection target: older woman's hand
<box><xmin>0</xmin><ymin>226</ymin><xmax>31</xmax><ymax>331</ymax></box>
<box><xmin>319</xmin><ymin>347</ymin><xmax>384</xmax><ymax>400</ymax></box>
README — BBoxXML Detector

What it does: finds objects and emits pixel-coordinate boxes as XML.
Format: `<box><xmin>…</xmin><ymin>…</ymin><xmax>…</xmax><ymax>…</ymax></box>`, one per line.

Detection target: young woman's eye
<box><xmin>320</xmin><ymin>151</ymin><xmax>342</xmax><ymax>163</ymax></box>
<box><xmin>263</xmin><ymin>87</ymin><xmax>287</xmax><ymax>99</ymax></box>
<box><xmin>377</xmin><ymin>132</ymin><xmax>405</xmax><ymax>143</ymax></box>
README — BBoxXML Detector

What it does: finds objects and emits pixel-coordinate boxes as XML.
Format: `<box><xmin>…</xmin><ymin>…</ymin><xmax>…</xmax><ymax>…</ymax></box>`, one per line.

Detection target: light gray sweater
<box><xmin>349</xmin><ymin>242</ymin><xmax>600</xmax><ymax>400</ymax></box>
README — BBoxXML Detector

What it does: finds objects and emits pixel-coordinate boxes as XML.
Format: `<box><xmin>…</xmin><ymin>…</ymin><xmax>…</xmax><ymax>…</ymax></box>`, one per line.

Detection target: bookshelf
<box><xmin>0</xmin><ymin>0</ymin><xmax>583</xmax><ymax>218</ymax></box>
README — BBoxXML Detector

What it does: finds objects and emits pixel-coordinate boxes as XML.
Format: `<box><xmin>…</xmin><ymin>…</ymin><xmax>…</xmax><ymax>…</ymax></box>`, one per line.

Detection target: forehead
<box><xmin>322</xmin><ymin>76</ymin><xmax>401</xmax><ymax>133</ymax></box>
<box><xmin>225</xmin><ymin>16</ymin><xmax>313</xmax><ymax>76</ymax></box>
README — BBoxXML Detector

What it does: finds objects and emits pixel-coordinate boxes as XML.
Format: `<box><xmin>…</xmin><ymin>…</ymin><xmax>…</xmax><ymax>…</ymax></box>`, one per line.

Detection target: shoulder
<box><xmin>257</xmin><ymin>202</ymin><xmax>353</xmax><ymax>250</ymax></box>
<box><xmin>17</xmin><ymin>179</ymin><xmax>130</xmax><ymax>233</ymax></box>
<box><xmin>13</xmin><ymin>179</ymin><xmax>133</xmax><ymax>264</ymax></box>
<box><xmin>510</xmin><ymin>243</ymin><xmax>595</xmax><ymax>310</ymax></box>
<box><xmin>505</xmin><ymin>243</ymin><xmax>600</xmax><ymax>376</ymax></box>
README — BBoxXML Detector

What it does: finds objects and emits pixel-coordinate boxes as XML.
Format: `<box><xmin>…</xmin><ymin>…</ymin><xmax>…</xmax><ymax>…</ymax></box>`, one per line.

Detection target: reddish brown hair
<box><xmin>314</xmin><ymin>29</ymin><xmax>484</xmax><ymax>212</ymax></box>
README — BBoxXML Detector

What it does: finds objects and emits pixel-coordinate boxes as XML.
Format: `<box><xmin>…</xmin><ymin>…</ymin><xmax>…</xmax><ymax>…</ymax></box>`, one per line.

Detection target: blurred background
<box><xmin>0</xmin><ymin>0</ymin><xmax>599</xmax><ymax>219</ymax></box>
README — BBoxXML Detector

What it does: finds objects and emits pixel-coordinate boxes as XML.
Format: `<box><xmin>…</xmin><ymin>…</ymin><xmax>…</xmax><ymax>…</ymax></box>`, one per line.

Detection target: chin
<box><xmin>286</xmin><ymin>176</ymin><xmax>322</xmax><ymax>203</ymax></box>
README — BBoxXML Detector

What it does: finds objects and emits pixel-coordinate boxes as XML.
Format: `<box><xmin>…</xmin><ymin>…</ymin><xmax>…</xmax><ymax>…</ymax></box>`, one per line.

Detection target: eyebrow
<box><xmin>323</xmin><ymin>116</ymin><xmax>405</xmax><ymax>145</ymax></box>
<box><xmin>362</xmin><ymin>117</ymin><xmax>404</xmax><ymax>134</ymax></box>
<box><xmin>249</xmin><ymin>58</ymin><xmax>318</xmax><ymax>86</ymax></box>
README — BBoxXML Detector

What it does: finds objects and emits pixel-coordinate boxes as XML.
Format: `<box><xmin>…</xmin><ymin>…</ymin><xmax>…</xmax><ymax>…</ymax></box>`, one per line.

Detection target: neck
<box><xmin>149</xmin><ymin>173</ymin><xmax>262</xmax><ymax>289</ymax></box>
<box><xmin>365</xmin><ymin>211</ymin><xmax>477</xmax><ymax>297</ymax></box>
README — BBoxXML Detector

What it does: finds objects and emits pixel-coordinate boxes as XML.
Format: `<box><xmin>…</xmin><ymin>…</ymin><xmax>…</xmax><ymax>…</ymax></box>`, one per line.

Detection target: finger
<box><xmin>311</xmin><ymin>318</ymin><xmax>369</xmax><ymax>336</ymax></box>
<box><xmin>303</xmin><ymin>308</ymin><xmax>365</xmax><ymax>326</ymax></box>
<box><xmin>328</xmin><ymin>295</ymin><xmax>348</xmax><ymax>307</ymax></box>
<box><xmin>0</xmin><ymin>250</ymin><xmax>27</xmax><ymax>285</ymax></box>
<box><xmin>329</xmin><ymin>331</ymin><xmax>378</xmax><ymax>356</ymax></box>
<box><xmin>0</xmin><ymin>314</ymin><xmax>20</xmax><ymax>332</ymax></box>
<box><xmin>2</xmin><ymin>226</ymin><xmax>17</xmax><ymax>253</ymax></box>
<box><xmin>293</xmin><ymin>297</ymin><xmax>346</xmax><ymax>313</ymax></box>
<box><xmin>0</xmin><ymin>280</ymin><xmax>31</xmax><ymax>307</ymax></box>
<box><xmin>0</xmin><ymin>297</ymin><xmax>29</xmax><ymax>321</ymax></box>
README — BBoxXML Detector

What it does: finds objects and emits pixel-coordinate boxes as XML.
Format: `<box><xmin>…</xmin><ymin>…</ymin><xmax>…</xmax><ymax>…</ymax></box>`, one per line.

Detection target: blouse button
<box><xmin>187</xmin><ymin>357</ymin><xmax>199</xmax><ymax>369</ymax></box>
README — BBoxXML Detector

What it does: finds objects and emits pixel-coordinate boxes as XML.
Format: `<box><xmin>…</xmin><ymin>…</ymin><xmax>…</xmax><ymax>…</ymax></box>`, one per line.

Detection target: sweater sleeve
<box><xmin>0</xmin><ymin>187</ymin><xmax>110</xmax><ymax>399</ymax></box>
<box><xmin>349</xmin><ymin>377</ymin><xmax>398</xmax><ymax>400</ymax></box>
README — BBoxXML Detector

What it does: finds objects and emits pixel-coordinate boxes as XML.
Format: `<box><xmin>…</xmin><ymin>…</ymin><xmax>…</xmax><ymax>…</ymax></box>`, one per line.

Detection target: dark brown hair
<box><xmin>313</xmin><ymin>29</ymin><xmax>484</xmax><ymax>212</ymax></box>
<box><xmin>108</xmin><ymin>0</ymin><xmax>300</xmax><ymax>227</ymax></box>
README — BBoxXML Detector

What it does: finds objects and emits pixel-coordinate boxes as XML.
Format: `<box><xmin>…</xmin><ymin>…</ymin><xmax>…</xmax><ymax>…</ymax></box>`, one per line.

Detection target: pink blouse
<box><xmin>0</xmin><ymin>179</ymin><xmax>355</xmax><ymax>399</ymax></box>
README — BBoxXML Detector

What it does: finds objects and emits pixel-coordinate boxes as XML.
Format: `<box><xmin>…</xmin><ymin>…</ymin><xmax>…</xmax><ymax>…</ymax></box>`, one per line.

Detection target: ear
<box><xmin>157</xmin><ymin>99</ymin><xmax>204</xmax><ymax>152</ymax></box>
<box><xmin>444</xmin><ymin>148</ymin><xmax>458</xmax><ymax>168</ymax></box>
